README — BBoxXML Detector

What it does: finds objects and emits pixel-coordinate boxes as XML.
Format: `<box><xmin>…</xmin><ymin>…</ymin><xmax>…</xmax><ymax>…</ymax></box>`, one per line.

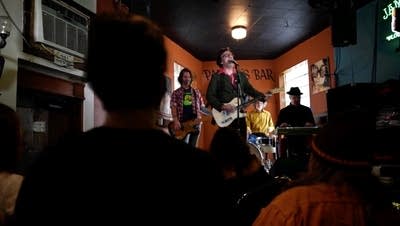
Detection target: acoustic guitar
<box><xmin>212</xmin><ymin>88</ymin><xmax>283</xmax><ymax>127</ymax></box>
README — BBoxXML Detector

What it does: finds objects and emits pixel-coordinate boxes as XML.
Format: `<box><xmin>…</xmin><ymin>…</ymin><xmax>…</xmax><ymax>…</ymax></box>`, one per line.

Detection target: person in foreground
<box><xmin>209</xmin><ymin>127</ymin><xmax>285</xmax><ymax>226</ymax></box>
<box><xmin>0</xmin><ymin>103</ymin><xmax>24</xmax><ymax>225</ymax></box>
<box><xmin>253</xmin><ymin>112</ymin><xmax>400</xmax><ymax>226</ymax></box>
<box><xmin>206</xmin><ymin>47</ymin><xmax>267</xmax><ymax>139</ymax></box>
<box><xmin>14</xmin><ymin>13</ymin><xmax>228</xmax><ymax>226</ymax></box>
<box><xmin>170</xmin><ymin>68</ymin><xmax>205</xmax><ymax>147</ymax></box>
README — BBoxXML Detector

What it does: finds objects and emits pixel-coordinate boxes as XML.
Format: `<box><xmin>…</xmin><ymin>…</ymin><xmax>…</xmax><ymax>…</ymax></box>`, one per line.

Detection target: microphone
<box><xmin>229</xmin><ymin>60</ymin><xmax>239</xmax><ymax>65</ymax></box>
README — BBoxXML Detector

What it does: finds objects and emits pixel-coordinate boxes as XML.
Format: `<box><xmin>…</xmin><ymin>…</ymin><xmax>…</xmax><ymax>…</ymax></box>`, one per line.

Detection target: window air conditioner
<box><xmin>33</xmin><ymin>0</ymin><xmax>89</xmax><ymax>59</ymax></box>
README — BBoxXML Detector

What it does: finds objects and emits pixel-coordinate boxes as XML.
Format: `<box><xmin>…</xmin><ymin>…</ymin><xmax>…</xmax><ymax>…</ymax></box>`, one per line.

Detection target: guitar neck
<box><xmin>235</xmin><ymin>88</ymin><xmax>283</xmax><ymax>110</ymax></box>
<box><xmin>236</xmin><ymin>97</ymin><xmax>258</xmax><ymax>110</ymax></box>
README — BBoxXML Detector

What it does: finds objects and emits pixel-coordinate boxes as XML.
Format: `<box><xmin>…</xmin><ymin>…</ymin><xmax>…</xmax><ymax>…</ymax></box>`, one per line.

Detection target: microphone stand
<box><xmin>234</xmin><ymin>63</ymin><xmax>243</xmax><ymax>137</ymax></box>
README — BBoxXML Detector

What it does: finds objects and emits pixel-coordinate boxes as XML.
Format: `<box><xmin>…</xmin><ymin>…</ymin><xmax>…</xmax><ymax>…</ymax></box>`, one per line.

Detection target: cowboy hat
<box><xmin>287</xmin><ymin>87</ymin><xmax>303</xmax><ymax>95</ymax></box>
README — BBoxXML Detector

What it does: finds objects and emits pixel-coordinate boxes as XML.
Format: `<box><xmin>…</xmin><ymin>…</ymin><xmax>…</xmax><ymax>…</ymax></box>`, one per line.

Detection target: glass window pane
<box><xmin>173</xmin><ymin>62</ymin><xmax>184</xmax><ymax>90</ymax></box>
<box><xmin>282</xmin><ymin>60</ymin><xmax>310</xmax><ymax>107</ymax></box>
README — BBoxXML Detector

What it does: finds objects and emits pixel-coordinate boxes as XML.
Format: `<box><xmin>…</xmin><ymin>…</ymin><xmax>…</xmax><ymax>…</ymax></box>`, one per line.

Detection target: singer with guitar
<box><xmin>206</xmin><ymin>47</ymin><xmax>270</xmax><ymax>139</ymax></box>
<box><xmin>170</xmin><ymin>68</ymin><xmax>206</xmax><ymax>147</ymax></box>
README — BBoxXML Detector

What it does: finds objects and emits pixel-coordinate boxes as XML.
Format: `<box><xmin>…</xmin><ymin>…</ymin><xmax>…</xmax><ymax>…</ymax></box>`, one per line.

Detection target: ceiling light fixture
<box><xmin>231</xmin><ymin>25</ymin><xmax>247</xmax><ymax>40</ymax></box>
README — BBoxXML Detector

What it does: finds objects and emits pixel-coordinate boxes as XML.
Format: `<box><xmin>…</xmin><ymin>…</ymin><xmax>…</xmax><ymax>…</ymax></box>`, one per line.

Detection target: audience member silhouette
<box><xmin>209</xmin><ymin>127</ymin><xmax>286</xmax><ymax>226</ymax></box>
<box><xmin>0</xmin><ymin>103</ymin><xmax>24</xmax><ymax>225</ymax></box>
<box><xmin>254</xmin><ymin>111</ymin><xmax>400</xmax><ymax>226</ymax></box>
<box><xmin>14</xmin><ymin>13</ymin><xmax>228</xmax><ymax>226</ymax></box>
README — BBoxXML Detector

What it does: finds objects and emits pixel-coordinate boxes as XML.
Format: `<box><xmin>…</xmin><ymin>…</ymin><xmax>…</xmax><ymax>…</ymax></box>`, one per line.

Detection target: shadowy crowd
<box><xmin>0</xmin><ymin>12</ymin><xmax>399</xmax><ymax>226</ymax></box>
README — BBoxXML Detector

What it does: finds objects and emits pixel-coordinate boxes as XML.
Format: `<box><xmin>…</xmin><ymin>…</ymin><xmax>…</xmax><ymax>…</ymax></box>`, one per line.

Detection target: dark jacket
<box><xmin>206</xmin><ymin>71</ymin><xmax>264</xmax><ymax>111</ymax></box>
<box><xmin>276</xmin><ymin>104</ymin><xmax>315</xmax><ymax>127</ymax></box>
<box><xmin>14</xmin><ymin>127</ymin><xmax>230</xmax><ymax>226</ymax></box>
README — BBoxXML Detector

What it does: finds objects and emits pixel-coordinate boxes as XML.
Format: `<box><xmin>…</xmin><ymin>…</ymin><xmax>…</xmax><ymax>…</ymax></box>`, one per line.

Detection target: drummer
<box><xmin>246</xmin><ymin>99</ymin><xmax>275</xmax><ymax>139</ymax></box>
<box><xmin>246</xmin><ymin>99</ymin><xmax>275</xmax><ymax>163</ymax></box>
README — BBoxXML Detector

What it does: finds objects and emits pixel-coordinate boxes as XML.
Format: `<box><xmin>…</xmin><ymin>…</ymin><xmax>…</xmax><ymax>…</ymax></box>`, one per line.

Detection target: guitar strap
<box><xmin>236</xmin><ymin>72</ymin><xmax>245</xmax><ymax>101</ymax></box>
<box><xmin>216</xmin><ymin>72</ymin><xmax>244</xmax><ymax>101</ymax></box>
<box><xmin>192</xmin><ymin>87</ymin><xmax>198</xmax><ymax>118</ymax></box>
<box><xmin>213</xmin><ymin>72</ymin><xmax>246</xmax><ymax>112</ymax></box>
<box><xmin>188</xmin><ymin>89</ymin><xmax>201</xmax><ymax>132</ymax></box>
<box><xmin>217</xmin><ymin>73</ymin><xmax>223</xmax><ymax>97</ymax></box>
<box><xmin>235</xmin><ymin>72</ymin><xmax>247</xmax><ymax>113</ymax></box>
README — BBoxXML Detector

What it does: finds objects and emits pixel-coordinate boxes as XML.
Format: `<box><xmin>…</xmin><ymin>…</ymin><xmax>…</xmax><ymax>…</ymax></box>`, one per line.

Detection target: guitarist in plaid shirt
<box><xmin>170</xmin><ymin>68</ymin><xmax>205</xmax><ymax>147</ymax></box>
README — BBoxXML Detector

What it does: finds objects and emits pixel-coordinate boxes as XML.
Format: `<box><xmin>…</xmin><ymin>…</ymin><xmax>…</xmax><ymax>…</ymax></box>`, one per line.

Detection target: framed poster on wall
<box><xmin>310</xmin><ymin>57</ymin><xmax>331</xmax><ymax>94</ymax></box>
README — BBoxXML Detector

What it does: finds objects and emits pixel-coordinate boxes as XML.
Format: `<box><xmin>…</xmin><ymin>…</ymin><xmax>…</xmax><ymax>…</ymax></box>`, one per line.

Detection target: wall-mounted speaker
<box><xmin>327</xmin><ymin>83</ymin><xmax>376</xmax><ymax>122</ymax></box>
<box><xmin>331</xmin><ymin>0</ymin><xmax>357</xmax><ymax>47</ymax></box>
<box><xmin>327</xmin><ymin>84</ymin><xmax>400</xmax><ymax>164</ymax></box>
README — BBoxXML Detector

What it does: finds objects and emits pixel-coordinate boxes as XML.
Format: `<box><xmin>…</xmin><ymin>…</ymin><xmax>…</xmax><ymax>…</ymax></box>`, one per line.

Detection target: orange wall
<box><xmin>273</xmin><ymin>27</ymin><xmax>335</xmax><ymax>117</ymax></box>
<box><xmin>164</xmin><ymin>37</ymin><xmax>203</xmax><ymax>89</ymax></box>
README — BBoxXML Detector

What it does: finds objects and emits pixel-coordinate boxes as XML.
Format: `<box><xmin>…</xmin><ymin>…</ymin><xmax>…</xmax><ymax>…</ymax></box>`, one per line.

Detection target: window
<box><xmin>173</xmin><ymin>62</ymin><xmax>184</xmax><ymax>90</ymax></box>
<box><xmin>282</xmin><ymin>60</ymin><xmax>310</xmax><ymax>108</ymax></box>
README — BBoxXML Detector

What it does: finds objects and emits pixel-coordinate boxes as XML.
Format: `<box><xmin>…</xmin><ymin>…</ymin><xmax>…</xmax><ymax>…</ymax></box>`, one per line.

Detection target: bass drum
<box><xmin>258</xmin><ymin>135</ymin><xmax>277</xmax><ymax>154</ymax></box>
<box><xmin>248</xmin><ymin>142</ymin><xmax>265</xmax><ymax>167</ymax></box>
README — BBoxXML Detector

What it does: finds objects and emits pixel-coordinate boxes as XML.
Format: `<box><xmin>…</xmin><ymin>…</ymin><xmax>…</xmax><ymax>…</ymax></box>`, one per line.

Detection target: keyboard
<box><xmin>276</xmin><ymin>126</ymin><xmax>320</xmax><ymax>136</ymax></box>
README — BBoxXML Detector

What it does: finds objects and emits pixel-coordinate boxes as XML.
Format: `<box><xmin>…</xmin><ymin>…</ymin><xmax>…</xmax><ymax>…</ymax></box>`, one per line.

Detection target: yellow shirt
<box><xmin>246</xmin><ymin>109</ymin><xmax>274</xmax><ymax>135</ymax></box>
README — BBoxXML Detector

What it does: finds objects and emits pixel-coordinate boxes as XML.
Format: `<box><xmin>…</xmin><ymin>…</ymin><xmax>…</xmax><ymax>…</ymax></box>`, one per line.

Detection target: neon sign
<box><xmin>383</xmin><ymin>0</ymin><xmax>400</xmax><ymax>41</ymax></box>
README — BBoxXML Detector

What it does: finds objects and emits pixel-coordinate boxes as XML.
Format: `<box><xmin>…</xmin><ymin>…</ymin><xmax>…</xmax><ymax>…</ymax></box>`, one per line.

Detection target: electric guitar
<box><xmin>168</xmin><ymin>118</ymin><xmax>202</xmax><ymax>140</ymax></box>
<box><xmin>212</xmin><ymin>88</ymin><xmax>283</xmax><ymax>127</ymax></box>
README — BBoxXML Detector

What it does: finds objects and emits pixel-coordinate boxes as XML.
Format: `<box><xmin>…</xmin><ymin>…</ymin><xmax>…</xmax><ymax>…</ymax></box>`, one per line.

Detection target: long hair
<box><xmin>177</xmin><ymin>68</ymin><xmax>192</xmax><ymax>85</ymax></box>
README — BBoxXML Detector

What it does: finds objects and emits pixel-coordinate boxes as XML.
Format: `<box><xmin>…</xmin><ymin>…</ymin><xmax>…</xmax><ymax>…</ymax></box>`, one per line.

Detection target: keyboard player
<box><xmin>275</xmin><ymin>87</ymin><xmax>315</xmax><ymax>173</ymax></box>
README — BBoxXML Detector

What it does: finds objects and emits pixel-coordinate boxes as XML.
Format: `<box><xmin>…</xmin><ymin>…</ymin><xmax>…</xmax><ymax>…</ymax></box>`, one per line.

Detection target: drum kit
<box><xmin>247</xmin><ymin>132</ymin><xmax>277</xmax><ymax>172</ymax></box>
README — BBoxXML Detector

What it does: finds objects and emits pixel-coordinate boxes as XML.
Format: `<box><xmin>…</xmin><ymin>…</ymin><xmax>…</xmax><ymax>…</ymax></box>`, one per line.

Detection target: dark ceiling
<box><xmin>122</xmin><ymin>0</ymin><xmax>373</xmax><ymax>61</ymax></box>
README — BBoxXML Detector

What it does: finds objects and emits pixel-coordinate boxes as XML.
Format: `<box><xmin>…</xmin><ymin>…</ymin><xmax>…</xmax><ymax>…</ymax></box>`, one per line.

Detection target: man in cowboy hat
<box><xmin>276</xmin><ymin>87</ymin><xmax>315</xmax><ymax>128</ymax></box>
<box><xmin>272</xmin><ymin>87</ymin><xmax>315</xmax><ymax>177</ymax></box>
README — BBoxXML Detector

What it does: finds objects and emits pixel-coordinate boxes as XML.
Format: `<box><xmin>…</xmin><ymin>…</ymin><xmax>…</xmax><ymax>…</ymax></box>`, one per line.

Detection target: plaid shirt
<box><xmin>170</xmin><ymin>87</ymin><xmax>205</xmax><ymax>122</ymax></box>
<box><xmin>253</xmin><ymin>184</ymin><xmax>370</xmax><ymax>226</ymax></box>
